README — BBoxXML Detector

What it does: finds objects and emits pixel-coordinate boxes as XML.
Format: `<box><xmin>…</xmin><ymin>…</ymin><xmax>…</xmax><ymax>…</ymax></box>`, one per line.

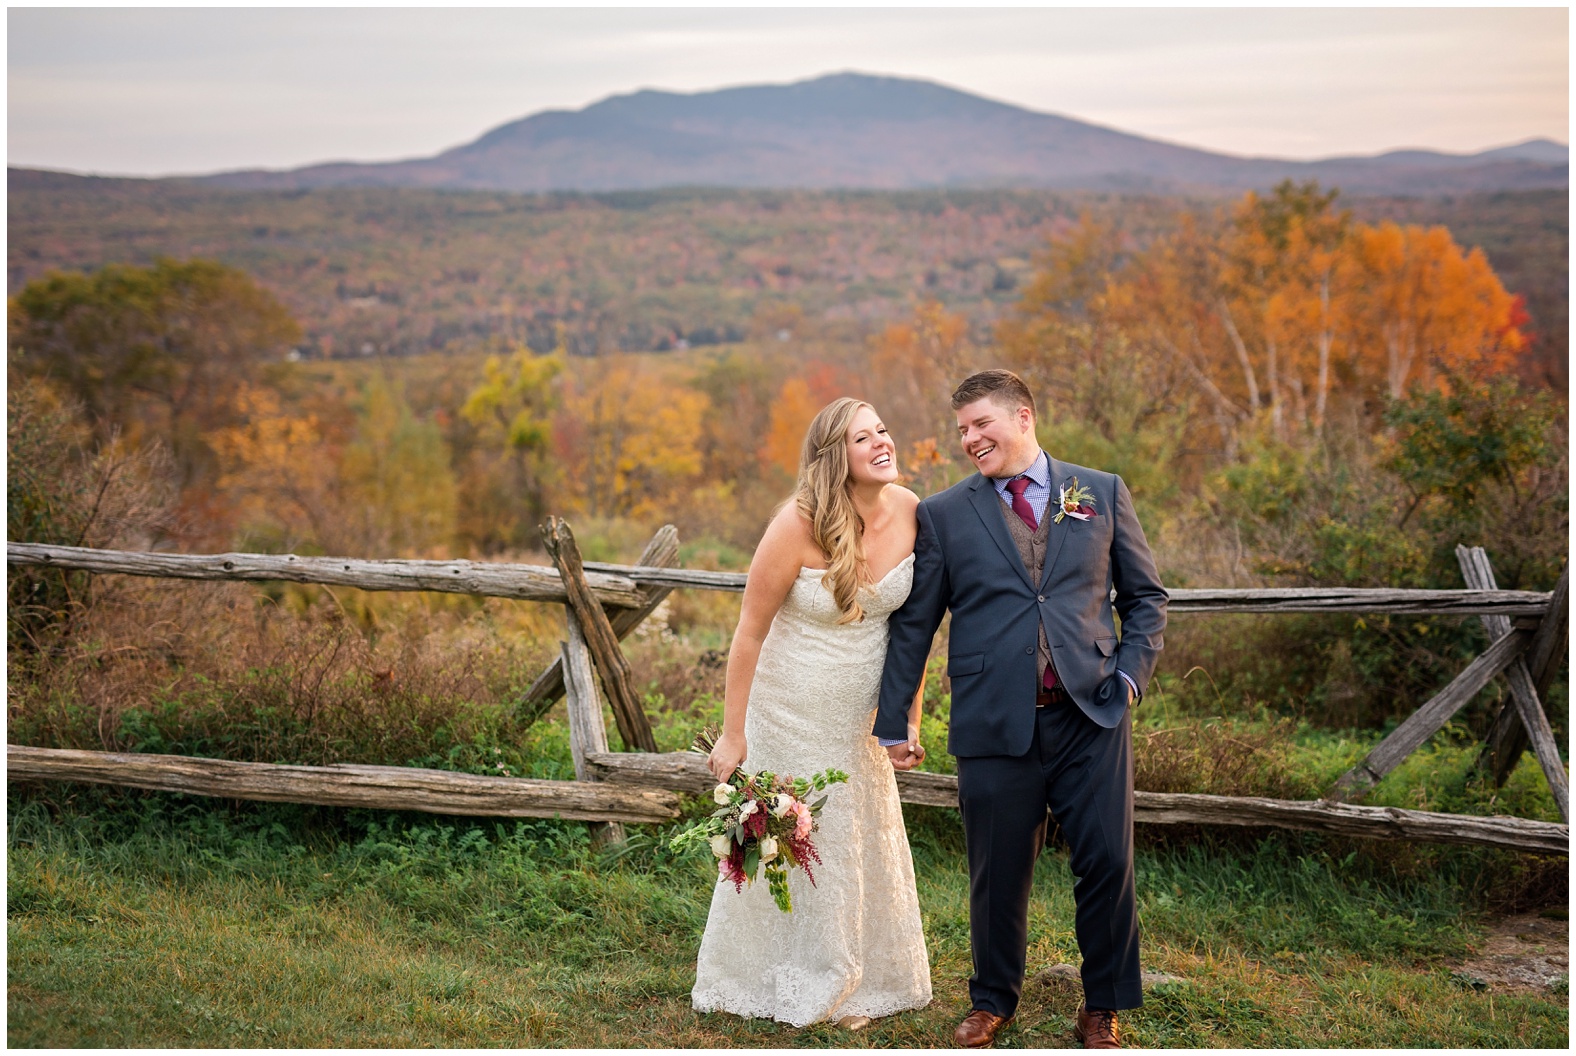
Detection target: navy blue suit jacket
<box><xmin>875</xmin><ymin>458</ymin><xmax>1168</xmax><ymax>757</ymax></box>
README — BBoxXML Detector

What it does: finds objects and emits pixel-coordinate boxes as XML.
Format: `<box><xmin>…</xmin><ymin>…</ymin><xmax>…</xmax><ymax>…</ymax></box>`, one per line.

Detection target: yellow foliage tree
<box><xmin>210</xmin><ymin>385</ymin><xmax>344</xmax><ymax>552</ymax></box>
<box><xmin>459</xmin><ymin>345</ymin><xmax>563</xmax><ymax>550</ymax></box>
<box><xmin>339</xmin><ymin>372</ymin><xmax>458</xmax><ymax>556</ymax></box>
<box><xmin>555</xmin><ymin>356</ymin><xmax>709</xmax><ymax>519</ymax></box>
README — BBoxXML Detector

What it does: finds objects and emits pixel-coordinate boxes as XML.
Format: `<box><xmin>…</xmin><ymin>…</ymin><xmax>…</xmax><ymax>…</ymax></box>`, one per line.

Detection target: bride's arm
<box><xmin>883</xmin><ymin>485</ymin><xmax>928</xmax><ymax>769</ymax></box>
<box><xmin>905</xmin><ymin>673</ymin><xmax>927</xmax><ymax>765</ymax></box>
<box><xmin>708</xmin><ymin>505</ymin><xmax>812</xmax><ymax>782</ymax></box>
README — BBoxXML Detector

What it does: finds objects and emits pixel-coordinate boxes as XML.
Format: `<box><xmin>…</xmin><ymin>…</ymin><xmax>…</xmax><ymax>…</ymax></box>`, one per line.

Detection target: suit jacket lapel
<box><xmin>1040</xmin><ymin>456</ymin><xmax>1071</xmax><ymax>591</ymax></box>
<box><xmin>967</xmin><ymin>475</ymin><xmax>1035</xmax><ymax>591</ymax></box>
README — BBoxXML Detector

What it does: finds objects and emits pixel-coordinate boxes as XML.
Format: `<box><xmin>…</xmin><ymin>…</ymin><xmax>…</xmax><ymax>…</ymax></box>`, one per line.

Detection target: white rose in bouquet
<box><xmin>709</xmin><ymin>834</ymin><xmax>732</xmax><ymax>858</ymax></box>
<box><xmin>713</xmin><ymin>783</ymin><xmax>734</xmax><ymax>805</ymax></box>
<box><xmin>759</xmin><ymin>836</ymin><xmax>779</xmax><ymax>863</ymax></box>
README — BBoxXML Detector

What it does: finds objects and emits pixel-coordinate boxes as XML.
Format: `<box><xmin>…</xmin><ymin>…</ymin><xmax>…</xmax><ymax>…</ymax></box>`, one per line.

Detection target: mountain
<box><xmin>158</xmin><ymin>72</ymin><xmax>1573</xmax><ymax>195</ymax></box>
<box><xmin>1475</xmin><ymin>138</ymin><xmax>1570</xmax><ymax>165</ymax></box>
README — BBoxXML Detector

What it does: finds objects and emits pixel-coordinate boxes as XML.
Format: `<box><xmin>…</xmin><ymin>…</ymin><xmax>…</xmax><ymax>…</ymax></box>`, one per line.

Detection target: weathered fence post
<box><xmin>1455</xmin><ymin>548</ymin><xmax>1567</xmax><ymax>821</ymax></box>
<box><xmin>1329</xmin><ymin>628</ymin><xmax>1532</xmax><ymax>801</ymax></box>
<box><xmin>541</xmin><ymin>517</ymin><xmax>658</xmax><ymax>753</ymax></box>
<box><xmin>1478</xmin><ymin>563</ymin><xmax>1568</xmax><ymax>787</ymax></box>
<box><xmin>518</xmin><ymin>524</ymin><xmax>680</xmax><ymax>726</ymax></box>
<box><xmin>1526</xmin><ymin>565</ymin><xmax>1570</xmax><ymax>701</ymax></box>
<box><xmin>562</xmin><ymin>613</ymin><xmax>627</xmax><ymax>848</ymax></box>
<box><xmin>1330</xmin><ymin>549</ymin><xmax>1568</xmax><ymax>814</ymax></box>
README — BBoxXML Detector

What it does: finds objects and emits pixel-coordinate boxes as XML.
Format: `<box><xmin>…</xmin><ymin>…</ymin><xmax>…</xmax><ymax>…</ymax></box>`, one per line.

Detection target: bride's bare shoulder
<box><xmin>766</xmin><ymin>499</ymin><xmax>813</xmax><ymax>538</ymax></box>
<box><xmin>887</xmin><ymin>483</ymin><xmax>921</xmax><ymax>511</ymax></box>
<box><xmin>758</xmin><ymin>499</ymin><xmax>822</xmax><ymax>568</ymax></box>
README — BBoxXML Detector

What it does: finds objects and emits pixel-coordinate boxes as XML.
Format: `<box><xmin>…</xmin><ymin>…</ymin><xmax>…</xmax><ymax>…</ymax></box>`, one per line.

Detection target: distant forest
<box><xmin>7</xmin><ymin>178</ymin><xmax>1567</xmax><ymax>389</ymax></box>
<box><xmin>11</xmin><ymin>175</ymin><xmax>1566</xmax><ymax>733</ymax></box>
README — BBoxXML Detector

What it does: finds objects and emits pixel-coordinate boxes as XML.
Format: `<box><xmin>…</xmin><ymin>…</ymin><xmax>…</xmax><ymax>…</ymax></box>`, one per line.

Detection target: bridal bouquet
<box><xmin>668</xmin><ymin>727</ymin><xmax>848</xmax><ymax>913</ymax></box>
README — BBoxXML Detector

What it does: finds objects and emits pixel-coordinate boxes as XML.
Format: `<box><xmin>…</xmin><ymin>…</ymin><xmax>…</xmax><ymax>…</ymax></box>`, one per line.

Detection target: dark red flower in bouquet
<box><xmin>786</xmin><ymin>834</ymin><xmax>822</xmax><ymax>887</ymax></box>
<box><xmin>722</xmin><ymin>844</ymin><xmax>748</xmax><ymax>891</ymax></box>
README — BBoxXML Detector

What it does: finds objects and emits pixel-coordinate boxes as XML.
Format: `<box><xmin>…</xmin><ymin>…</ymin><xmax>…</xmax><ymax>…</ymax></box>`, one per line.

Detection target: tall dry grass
<box><xmin>8</xmin><ymin>576</ymin><xmax>564</xmax><ymax>768</ymax></box>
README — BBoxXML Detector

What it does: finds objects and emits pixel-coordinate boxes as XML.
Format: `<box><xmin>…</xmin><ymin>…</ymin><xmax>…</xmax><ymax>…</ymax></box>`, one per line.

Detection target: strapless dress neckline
<box><xmin>798</xmin><ymin>552</ymin><xmax>915</xmax><ymax>589</ymax></box>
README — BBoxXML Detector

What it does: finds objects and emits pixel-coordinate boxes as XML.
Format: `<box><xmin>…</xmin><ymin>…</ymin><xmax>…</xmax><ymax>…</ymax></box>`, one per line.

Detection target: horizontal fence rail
<box><xmin>8</xmin><ymin>543</ymin><xmax>1554</xmax><ymax>616</ymax></box>
<box><xmin>7</xmin><ymin>542</ymin><xmax>646</xmax><ymax>609</ymax></box>
<box><xmin>7</xmin><ymin>746</ymin><xmax>680</xmax><ymax>824</ymax></box>
<box><xmin>593</xmin><ymin>566</ymin><xmax>1554</xmax><ymax>616</ymax></box>
<box><xmin>9</xmin><ymin>746</ymin><xmax>1564</xmax><ymax>855</ymax></box>
<box><xmin>1149</xmin><ymin>587</ymin><xmax>1550</xmax><ymax>616</ymax></box>
<box><xmin>581</xmin><ymin>751</ymin><xmax>1568</xmax><ymax>856</ymax></box>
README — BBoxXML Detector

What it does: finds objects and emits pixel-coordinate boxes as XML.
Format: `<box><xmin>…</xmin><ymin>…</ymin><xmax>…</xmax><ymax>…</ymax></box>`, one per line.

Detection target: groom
<box><xmin>875</xmin><ymin>370</ymin><xmax>1167</xmax><ymax>1049</ymax></box>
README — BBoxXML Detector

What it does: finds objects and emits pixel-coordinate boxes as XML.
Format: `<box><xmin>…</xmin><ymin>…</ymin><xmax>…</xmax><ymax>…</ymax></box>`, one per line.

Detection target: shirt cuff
<box><xmin>1118</xmin><ymin>670</ymin><xmax>1139</xmax><ymax>701</ymax></box>
<box><xmin>877</xmin><ymin>736</ymin><xmax>907</xmax><ymax>746</ymax></box>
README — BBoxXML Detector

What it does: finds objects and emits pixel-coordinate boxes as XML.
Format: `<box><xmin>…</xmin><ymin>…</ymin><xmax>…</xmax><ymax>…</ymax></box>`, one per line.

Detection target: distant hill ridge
<box><xmin>34</xmin><ymin>72</ymin><xmax>1576</xmax><ymax>195</ymax></box>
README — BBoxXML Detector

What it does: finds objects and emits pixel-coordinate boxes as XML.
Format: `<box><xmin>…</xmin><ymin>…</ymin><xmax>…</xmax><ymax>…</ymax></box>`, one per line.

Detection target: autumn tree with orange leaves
<box><xmin>1004</xmin><ymin>182</ymin><xmax>1531</xmax><ymax>474</ymax></box>
<box><xmin>1341</xmin><ymin>221</ymin><xmax>1526</xmax><ymax>401</ymax></box>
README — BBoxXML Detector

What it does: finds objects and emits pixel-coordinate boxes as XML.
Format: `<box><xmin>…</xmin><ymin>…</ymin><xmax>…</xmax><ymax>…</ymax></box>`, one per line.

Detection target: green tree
<box><xmin>8</xmin><ymin>258</ymin><xmax>300</xmax><ymax>488</ymax></box>
<box><xmin>1383</xmin><ymin>377</ymin><xmax>1566</xmax><ymax>588</ymax></box>
<box><xmin>341</xmin><ymin>372</ymin><xmax>458</xmax><ymax>556</ymax></box>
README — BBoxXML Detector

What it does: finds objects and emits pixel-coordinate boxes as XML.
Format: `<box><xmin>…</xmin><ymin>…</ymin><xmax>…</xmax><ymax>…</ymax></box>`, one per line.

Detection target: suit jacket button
<box><xmin>1037</xmin><ymin>595</ymin><xmax>1045</xmax><ymax>602</ymax></box>
<box><xmin>1025</xmin><ymin>647</ymin><xmax>1033</xmax><ymax>654</ymax></box>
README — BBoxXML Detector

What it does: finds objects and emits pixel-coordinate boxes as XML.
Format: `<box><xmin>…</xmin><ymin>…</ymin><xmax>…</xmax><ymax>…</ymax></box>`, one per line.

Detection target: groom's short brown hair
<box><xmin>951</xmin><ymin>369</ymin><xmax>1036</xmax><ymax>417</ymax></box>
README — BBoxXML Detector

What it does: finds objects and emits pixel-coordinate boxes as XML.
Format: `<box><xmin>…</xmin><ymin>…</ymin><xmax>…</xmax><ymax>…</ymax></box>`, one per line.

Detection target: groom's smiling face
<box><xmin>955</xmin><ymin>395</ymin><xmax>1038</xmax><ymax>479</ymax></box>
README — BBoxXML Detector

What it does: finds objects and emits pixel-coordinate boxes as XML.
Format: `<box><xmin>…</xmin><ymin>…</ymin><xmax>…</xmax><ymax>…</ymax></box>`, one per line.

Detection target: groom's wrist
<box><xmin>877</xmin><ymin>736</ymin><xmax>907</xmax><ymax>747</ymax></box>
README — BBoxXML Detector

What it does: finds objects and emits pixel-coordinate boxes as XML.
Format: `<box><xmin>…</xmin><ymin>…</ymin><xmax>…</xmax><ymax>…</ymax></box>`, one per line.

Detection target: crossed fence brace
<box><xmin>1329</xmin><ymin>547</ymin><xmax>1567</xmax><ymax>822</ymax></box>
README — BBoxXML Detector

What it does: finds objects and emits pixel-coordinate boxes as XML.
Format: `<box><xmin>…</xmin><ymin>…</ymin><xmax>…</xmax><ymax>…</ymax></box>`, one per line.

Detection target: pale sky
<box><xmin>7</xmin><ymin>5</ymin><xmax>1570</xmax><ymax>178</ymax></box>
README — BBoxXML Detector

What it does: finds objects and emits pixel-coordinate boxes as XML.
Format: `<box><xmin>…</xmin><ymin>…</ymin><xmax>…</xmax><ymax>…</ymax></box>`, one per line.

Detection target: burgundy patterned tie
<box><xmin>1005</xmin><ymin>476</ymin><xmax>1037</xmax><ymax>531</ymax></box>
<box><xmin>1006</xmin><ymin>476</ymin><xmax>1061</xmax><ymax>692</ymax></box>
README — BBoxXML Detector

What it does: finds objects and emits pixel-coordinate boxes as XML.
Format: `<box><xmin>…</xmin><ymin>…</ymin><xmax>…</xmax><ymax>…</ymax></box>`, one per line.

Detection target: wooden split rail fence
<box><xmin>7</xmin><ymin>531</ymin><xmax>1570</xmax><ymax>856</ymax></box>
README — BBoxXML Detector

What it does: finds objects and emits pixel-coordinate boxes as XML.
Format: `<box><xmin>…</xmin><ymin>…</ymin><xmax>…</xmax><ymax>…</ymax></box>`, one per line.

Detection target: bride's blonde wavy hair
<box><xmin>794</xmin><ymin>397</ymin><xmax>878</xmax><ymax>625</ymax></box>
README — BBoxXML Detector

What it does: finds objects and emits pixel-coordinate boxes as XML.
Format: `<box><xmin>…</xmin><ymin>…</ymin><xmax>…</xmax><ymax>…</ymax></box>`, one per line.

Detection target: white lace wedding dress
<box><xmin>691</xmin><ymin>554</ymin><xmax>932</xmax><ymax>1027</ymax></box>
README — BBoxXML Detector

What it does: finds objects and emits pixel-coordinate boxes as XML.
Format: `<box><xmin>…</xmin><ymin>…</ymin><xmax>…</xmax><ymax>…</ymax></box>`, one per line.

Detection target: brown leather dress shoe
<box><xmin>1074</xmin><ymin>1004</ymin><xmax>1121</xmax><ymax>1048</ymax></box>
<box><xmin>954</xmin><ymin>1009</ymin><xmax>1013</xmax><ymax>1048</ymax></box>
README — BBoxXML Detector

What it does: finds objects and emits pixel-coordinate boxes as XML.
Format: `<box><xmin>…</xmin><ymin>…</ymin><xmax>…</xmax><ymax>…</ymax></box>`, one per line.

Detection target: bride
<box><xmin>691</xmin><ymin>397</ymin><xmax>933</xmax><ymax>1028</ymax></box>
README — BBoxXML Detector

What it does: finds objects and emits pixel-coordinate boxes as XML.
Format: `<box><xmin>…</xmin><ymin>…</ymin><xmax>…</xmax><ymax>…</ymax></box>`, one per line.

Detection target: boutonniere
<box><xmin>1054</xmin><ymin>477</ymin><xmax>1097</xmax><ymax>524</ymax></box>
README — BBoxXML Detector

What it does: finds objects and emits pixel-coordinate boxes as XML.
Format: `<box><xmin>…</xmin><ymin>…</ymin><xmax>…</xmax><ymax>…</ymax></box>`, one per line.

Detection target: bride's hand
<box><xmin>708</xmin><ymin>731</ymin><xmax>747</xmax><ymax>783</ymax></box>
<box><xmin>885</xmin><ymin>725</ymin><xmax>925</xmax><ymax>771</ymax></box>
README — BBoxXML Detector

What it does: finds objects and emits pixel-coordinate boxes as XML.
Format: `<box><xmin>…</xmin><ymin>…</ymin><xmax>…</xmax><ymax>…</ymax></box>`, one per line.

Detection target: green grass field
<box><xmin>8</xmin><ymin>648</ymin><xmax>1567</xmax><ymax>1047</ymax></box>
<box><xmin>7</xmin><ymin>768</ymin><xmax>1567</xmax><ymax>1048</ymax></box>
